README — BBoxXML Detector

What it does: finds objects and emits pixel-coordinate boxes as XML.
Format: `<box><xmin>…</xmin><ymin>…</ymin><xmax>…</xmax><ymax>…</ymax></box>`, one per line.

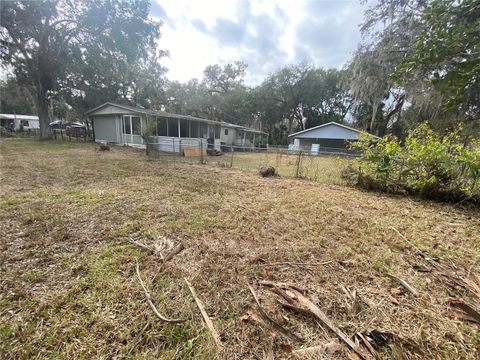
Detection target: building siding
<box><xmin>93</xmin><ymin>115</ymin><xmax>119</xmax><ymax>143</ymax></box>
<box><xmin>220</xmin><ymin>127</ymin><xmax>236</xmax><ymax>145</ymax></box>
<box><xmin>294</xmin><ymin>123</ymin><xmax>360</xmax><ymax>140</ymax></box>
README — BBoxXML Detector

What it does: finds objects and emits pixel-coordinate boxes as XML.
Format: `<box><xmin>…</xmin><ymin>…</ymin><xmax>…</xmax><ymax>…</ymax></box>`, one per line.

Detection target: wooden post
<box><xmin>178</xmin><ymin>119</ymin><xmax>181</xmax><ymax>156</ymax></box>
<box><xmin>295</xmin><ymin>151</ymin><xmax>302</xmax><ymax>178</ymax></box>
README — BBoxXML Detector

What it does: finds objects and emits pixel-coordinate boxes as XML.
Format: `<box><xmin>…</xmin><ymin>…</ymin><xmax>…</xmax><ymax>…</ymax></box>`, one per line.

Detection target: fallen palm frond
<box><xmin>292</xmin><ymin>340</ymin><xmax>342</xmax><ymax>357</ymax></box>
<box><xmin>358</xmin><ymin>330</ymin><xmax>423</xmax><ymax>357</ymax></box>
<box><xmin>260</xmin><ymin>281</ymin><xmax>367</xmax><ymax>360</ymax></box>
<box><xmin>247</xmin><ymin>283</ymin><xmax>304</xmax><ymax>344</ymax></box>
<box><xmin>447</xmin><ymin>298</ymin><xmax>480</xmax><ymax>325</ymax></box>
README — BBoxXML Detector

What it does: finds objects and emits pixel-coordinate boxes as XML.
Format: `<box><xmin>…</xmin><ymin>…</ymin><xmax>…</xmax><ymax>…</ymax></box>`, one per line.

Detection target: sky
<box><xmin>150</xmin><ymin>0</ymin><xmax>371</xmax><ymax>85</ymax></box>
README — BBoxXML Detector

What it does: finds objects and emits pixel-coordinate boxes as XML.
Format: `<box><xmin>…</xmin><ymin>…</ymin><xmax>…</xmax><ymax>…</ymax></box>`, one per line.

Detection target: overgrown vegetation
<box><xmin>345</xmin><ymin>123</ymin><xmax>480</xmax><ymax>204</ymax></box>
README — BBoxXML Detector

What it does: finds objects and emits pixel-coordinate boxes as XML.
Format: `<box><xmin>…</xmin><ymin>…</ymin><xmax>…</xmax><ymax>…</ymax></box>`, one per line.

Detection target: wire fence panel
<box><xmin>146</xmin><ymin>141</ymin><xmax>353</xmax><ymax>186</ymax></box>
<box><xmin>147</xmin><ymin>138</ymin><xmax>205</xmax><ymax>164</ymax></box>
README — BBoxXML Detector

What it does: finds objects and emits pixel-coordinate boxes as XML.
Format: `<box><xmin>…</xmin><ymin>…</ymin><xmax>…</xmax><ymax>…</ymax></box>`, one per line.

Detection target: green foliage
<box><xmin>348</xmin><ymin>123</ymin><xmax>480</xmax><ymax>203</ymax></box>
<box><xmin>394</xmin><ymin>0</ymin><xmax>480</xmax><ymax>119</ymax></box>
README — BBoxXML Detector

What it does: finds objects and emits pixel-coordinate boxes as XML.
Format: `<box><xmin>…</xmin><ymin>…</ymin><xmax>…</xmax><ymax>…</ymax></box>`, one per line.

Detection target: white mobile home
<box><xmin>86</xmin><ymin>102</ymin><xmax>267</xmax><ymax>151</ymax></box>
<box><xmin>0</xmin><ymin>114</ymin><xmax>40</xmax><ymax>131</ymax></box>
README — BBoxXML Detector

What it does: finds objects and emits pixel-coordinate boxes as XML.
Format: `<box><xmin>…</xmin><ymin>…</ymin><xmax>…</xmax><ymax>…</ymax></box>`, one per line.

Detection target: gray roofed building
<box><xmin>87</xmin><ymin>102</ymin><xmax>267</xmax><ymax>151</ymax></box>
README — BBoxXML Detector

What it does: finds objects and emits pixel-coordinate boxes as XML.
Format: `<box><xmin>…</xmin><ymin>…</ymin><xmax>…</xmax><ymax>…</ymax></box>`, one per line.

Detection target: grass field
<box><xmin>1</xmin><ymin>138</ymin><xmax>479</xmax><ymax>359</ymax></box>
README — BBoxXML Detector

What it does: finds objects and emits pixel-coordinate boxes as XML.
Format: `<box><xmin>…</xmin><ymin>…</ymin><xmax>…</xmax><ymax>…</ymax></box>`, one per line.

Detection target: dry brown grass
<box><xmin>1</xmin><ymin>138</ymin><xmax>479</xmax><ymax>359</ymax></box>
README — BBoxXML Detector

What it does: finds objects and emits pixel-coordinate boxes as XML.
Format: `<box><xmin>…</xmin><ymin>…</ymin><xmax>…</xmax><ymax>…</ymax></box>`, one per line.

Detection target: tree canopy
<box><xmin>0</xmin><ymin>0</ymin><xmax>164</xmax><ymax>138</ymax></box>
<box><xmin>1</xmin><ymin>0</ymin><xmax>478</xmax><ymax>143</ymax></box>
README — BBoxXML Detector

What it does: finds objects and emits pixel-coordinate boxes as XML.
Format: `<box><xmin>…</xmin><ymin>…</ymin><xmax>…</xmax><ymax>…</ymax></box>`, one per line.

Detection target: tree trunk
<box><xmin>370</xmin><ymin>102</ymin><xmax>378</xmax><ymax>135</ymax></box>
<box><xmin>35</xmin><ymin>88</ymin><xmax>51</xmax><ymax>139</ymax></box>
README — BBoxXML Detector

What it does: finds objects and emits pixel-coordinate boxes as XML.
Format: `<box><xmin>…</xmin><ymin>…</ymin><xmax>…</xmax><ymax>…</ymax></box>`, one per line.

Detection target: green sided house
<box><xmin>86</xmin><ymin>102</ymin><xmax>267</xmax><ymax>152</ymax></box>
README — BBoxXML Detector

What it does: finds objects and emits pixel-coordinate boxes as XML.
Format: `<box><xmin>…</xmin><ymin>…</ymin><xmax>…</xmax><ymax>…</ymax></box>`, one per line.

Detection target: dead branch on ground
<box><xmin>135</xmin><ymin>259</ymin><xmax>185</xmax><ymax>324</ymax></box>
<box><xmin>387</xmin><ymin>274</ymin><xmax>419</xmax><ymax>297</ymax></box>
<box><xmin>184</xmin><ymin>277</ymin><xmax>223</xmax><ymax>352</ymax></box>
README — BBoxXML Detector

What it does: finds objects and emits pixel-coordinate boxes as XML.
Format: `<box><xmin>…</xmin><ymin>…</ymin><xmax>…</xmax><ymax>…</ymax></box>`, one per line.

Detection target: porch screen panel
<box><xmin>214</xmin><ymin>125</ymin><xmax>221</xmax><ymax>139</ymax></box>
<box><xmin>157</xmin><ymin>118</ymin><xmax>167</xmax><ymax>136</ymax></box>
<box><xmin>208</xmin><ymin>125</ymin><xmax>215</xmax><ymax>139</ymax></box>
<box><xmin>190</xmin><ymin>121</ymin><xmax>199</xmax><ymax>138</ymax></box>
<box><xmin>200</xmin><ymin>123</ymin><xmax>208</xmax><ymax>138</ymax></box>
<box><xmin>180</xmin><ymin>120</ymin><xmax>189</xmax><ymax>137</ymax></box>
<box><xmin>168</xmin><ymin>118</ymin><xmax>178</xmax><ymax>137</ymax></box>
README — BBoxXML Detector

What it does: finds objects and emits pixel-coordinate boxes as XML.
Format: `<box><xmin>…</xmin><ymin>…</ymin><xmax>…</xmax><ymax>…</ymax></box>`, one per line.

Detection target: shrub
<box><xmin>344</xmin><ymin>123</ymin><xmax>479</xmax><ymax>204</ymax></box>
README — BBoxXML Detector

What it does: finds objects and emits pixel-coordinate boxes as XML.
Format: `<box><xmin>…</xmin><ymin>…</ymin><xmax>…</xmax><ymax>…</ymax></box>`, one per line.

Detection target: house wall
<box><xmin>220</xmin><ymin>127</ymin><xmax>236</xmax><ymax>145</ymax></box>
<box><xmin>295</xmin><ymin>124</ymin><xmax>360</xmax><ymax>140</ymax></box>
<box><xmin>93</xmin><ymin>115</ymin><xmax>120</xmax><ymax>143</ymax></box>
<box><xmin>298</xmin><ymin>138</ymin><xmax>352</xmax><ymax>149</ymax></box>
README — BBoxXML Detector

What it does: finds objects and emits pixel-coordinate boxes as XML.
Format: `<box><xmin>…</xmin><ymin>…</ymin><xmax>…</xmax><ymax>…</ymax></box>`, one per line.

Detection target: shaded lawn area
<box><xmin>1</xmin><ymin>138</ymin><xmax>479</xmax><ymax>359</ymax></box>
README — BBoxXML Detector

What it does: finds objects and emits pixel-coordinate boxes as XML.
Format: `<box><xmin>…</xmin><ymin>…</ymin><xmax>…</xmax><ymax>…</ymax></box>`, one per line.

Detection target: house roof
<box><xmin>0</xmin><ymin>114</ymin><xmax>39</xmax><ymax>121</ymax></box>
<box><xmin>86</xmin><ymin>102</ymin><xmax>267</xmax><ymax>135</ymax></box>
<box><xmin>288</xmin><ymin>121</ymin><xmax>378</xmax><ymax>139</ymax></box>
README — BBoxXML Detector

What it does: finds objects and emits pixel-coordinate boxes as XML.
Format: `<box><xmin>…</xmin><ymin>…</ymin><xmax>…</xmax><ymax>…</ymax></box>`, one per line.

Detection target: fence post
<box><xmin>172</xmin><ymin>138</ymin><xmax>176</xmax><ymax>164</ymax></box>
<box><xmin>199</xmin><ymin>140</ymin><xmax>203</xmax><ymax>164</ymax></box>
<box><xmin>230</xmin><ymin>146</ymin><xmax>234</xmax><ymax>168</ymax></box>
<box><xmin>295</xmin><ymin>151</ymin><xmax>302</xmax><ymax>178</ymax></box>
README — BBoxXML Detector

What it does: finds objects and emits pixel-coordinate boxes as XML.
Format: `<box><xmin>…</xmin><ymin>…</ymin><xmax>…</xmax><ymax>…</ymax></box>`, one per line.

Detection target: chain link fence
<box><xmin>146</xmin><ymin>139</ymin><xmax>355</xmax><ymax>185</ymax></box>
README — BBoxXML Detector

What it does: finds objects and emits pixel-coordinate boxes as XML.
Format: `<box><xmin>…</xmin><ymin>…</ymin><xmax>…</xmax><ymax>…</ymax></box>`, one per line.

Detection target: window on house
<box><xmin>215</xmin><ymin>125</ymin><xmax>221</xmax><ymax>139</ymax></box>
<box><xmin>132</xmin><ymin>116</ymin><xmax>141</xmax><ymax>135</ymax></box>
<box><xmin>224</xmin><ymin>129</ymin><xmax>228</xmax><ymax>135</ymax></box>
<box><xmin>180</xmin><ymin>120</ymin><xmax>189</xmax><ymax>137</ymax></box>
<box><xmin>168</xmin><ymin>118</ymin><xmax>178</xmax><ymax>137</ymax></box>
<box><xmin>21</xmin><ymin>120</ymin><xmax>29</xmax><ymax>127</ymax></box>
<box><xmin>123</xmin><ymin>116</ymin><xmax>131</xmax><ymax>134</ymax></box>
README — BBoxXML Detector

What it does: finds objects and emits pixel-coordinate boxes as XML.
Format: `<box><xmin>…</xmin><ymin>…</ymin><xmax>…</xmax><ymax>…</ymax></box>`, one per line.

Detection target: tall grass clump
<box><xmin>343</xmin><ymin>123</ymin><xmax>480</xmax><ymax>204</ymax></box>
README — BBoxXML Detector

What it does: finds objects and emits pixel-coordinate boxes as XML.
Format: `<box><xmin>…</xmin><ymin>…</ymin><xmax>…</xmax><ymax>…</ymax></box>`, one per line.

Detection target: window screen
<box><xmin>132</xmin><ymin>116</ymin><xmax>141</xmax><ymax>135</ymax></box>
<box><xmin>21</xmin><ymin>120</ymin><xmax>29</xmax><ymax>126</ymax></box>
<box><xmin>215</xmin><ymin>125</ymin><xmax>221</xmax><ymax>139</ymax></box>
<box><xmin>180</xmin><ymin>120</ymin><xmax>189</xmax><ymax>137</ymax></box>
<box><xmin>208</xmin><ymin>125</ymin><xmax>215</xmax><ymax>139</ymax></box>
<box><xmin>190</xmin><ymin>121</ymin><xmax>199</xmax><ymax>138</ymax></box>
<box><xmin>224</xmin><ymin>128</ymin><xmax>228</xmax><ymax>135</ymax></box>
<box><xmin>123</xmin><ymin>116</ymin><xmax>131</xmax><ymax>134</ymax></box>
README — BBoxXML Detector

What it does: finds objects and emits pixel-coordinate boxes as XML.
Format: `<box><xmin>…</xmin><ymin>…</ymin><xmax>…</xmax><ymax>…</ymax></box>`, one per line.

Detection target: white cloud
<box><xmin>151</xmin><ymin>0</ymin><xmax>369</xmax><ymax>85</ymax></box>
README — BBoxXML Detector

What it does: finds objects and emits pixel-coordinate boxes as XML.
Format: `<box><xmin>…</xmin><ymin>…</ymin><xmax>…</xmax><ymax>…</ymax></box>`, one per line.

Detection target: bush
<box><xmin>344</xmin><ymin>123</ymin><xmax>479</xmax><ymax>204</ymax></box>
